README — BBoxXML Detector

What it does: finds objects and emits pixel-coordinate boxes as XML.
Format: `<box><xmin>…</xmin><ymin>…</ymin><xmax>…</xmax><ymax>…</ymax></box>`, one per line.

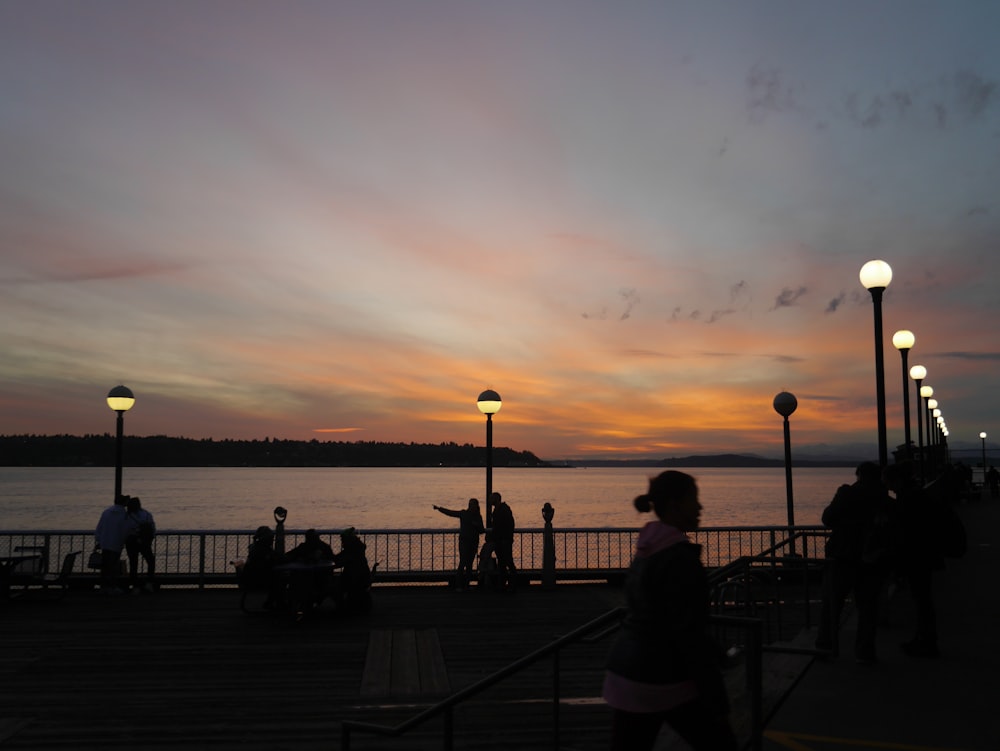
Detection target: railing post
<box><xmin>198</xmin><ymin>534</ymin><xmax>207</xmax><ymax>589</ymax></box>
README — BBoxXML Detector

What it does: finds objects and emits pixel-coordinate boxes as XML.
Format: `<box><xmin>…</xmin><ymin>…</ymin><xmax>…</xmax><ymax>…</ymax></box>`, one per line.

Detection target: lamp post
<box><xmin>981</xmin><ymin>432</ymin><xmax>988</xmax><ymax>496</ymax></box>
<box><xmin>860</xmin><ymin>260</ymin><xmax>892</xmax><ymax>467</ymax></box>
<box><xmin>892</xmin><ymin>330</ymin><xmax>915</xmax><ymax>462</ymax></box>
<box><xmin>106</xmin><ymin>385</ymin><xmax>135</xmax><ymax>503</ymax></box>
<box><xmin>909</xmin><ymin>364</ymin><xmax>926</xmax><ymax>481</ymax></box>
<box><xmin>773</xmin><ymin>391</ymin><xmax>798</xmax><ymax>555</ymax></box>
<box><xmin>929</xmin><ymin>399</ymin><xmax>940</xmax><ymax>474</ymax></box>
<box><xmin>920</xmin><ymin>385</ymin><xmax>933</xmax><ymax>479</ymax></box>
<box><xmin>477</xmin><ymin>389</ymin><xmax>502</xmax><ymax>527</ymax></box>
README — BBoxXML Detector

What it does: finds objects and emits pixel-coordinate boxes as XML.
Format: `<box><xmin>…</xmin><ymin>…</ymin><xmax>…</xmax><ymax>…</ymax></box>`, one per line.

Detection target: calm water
<box><xmin>0</xmin><ymin>466</ymin><xmax>854</xmax><ymax>531</ymax></box>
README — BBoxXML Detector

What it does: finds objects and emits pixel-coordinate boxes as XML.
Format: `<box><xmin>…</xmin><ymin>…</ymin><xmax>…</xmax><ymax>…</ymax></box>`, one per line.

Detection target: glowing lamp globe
<box><xmin>859</xmin><ymin>260</ymin><xmax>893</xmax><ymax>290</ymax></box>
<box><xmin>476</xmin><ymin>390</ymin><xmax>502</xmax><ymax>415</ymax></box>
<box><xmin>909</xmin><ymin>365</ymin><xmax>927</xmax><ymax>381</ymax></box>
<box><xmin>106</xmin><ymin>385</ymin><xmax>135</xmax><ymax>413</ymax></box>
<box><xmin>892</xmin><ymin>330</ymin><xmax>915</xmax><ymax>350</ymax></box>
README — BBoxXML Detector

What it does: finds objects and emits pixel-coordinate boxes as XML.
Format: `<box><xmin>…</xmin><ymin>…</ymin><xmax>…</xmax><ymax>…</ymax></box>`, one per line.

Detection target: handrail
<box><xmin>340</xmin><ymin>609</ymin><xmax>766</xmax><ymax>751</ymax></box>
<box><xmin>340</xmin><ymin>606</ymin><xmax>628</xmax><ymax>751</ymax></box>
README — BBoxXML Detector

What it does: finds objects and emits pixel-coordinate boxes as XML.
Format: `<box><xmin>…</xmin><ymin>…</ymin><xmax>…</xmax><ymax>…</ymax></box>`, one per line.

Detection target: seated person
<box><xmin>285</xmin><ymin>528</ymin><xmax>335</xmax><ymax>563</ymax></box>
<box><xmin>284</xmin><ymin>529</ymin><xmax>337</xmax><ymax>611</ymax></box>
<box><xmin>332</xmin><ymin>527</ymin><xmax>372</xmax><ymax>612</ymax></box>
<box><xmin>241</xmin><ymin>526</ymin><xmax>283</xmax><ymax>608</ymax></box>
<box><xmin>477</xmin><ymin>533</ymin><xmax>500</xmax><ymax>590</ymax></box>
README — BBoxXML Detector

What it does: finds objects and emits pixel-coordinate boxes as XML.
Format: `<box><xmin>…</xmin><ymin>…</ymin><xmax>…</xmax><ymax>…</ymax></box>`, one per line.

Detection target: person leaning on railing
<box><xmin>433</xmin><ymin>498</ymin><xmax>484</xmax><ymax>590</ymax></box>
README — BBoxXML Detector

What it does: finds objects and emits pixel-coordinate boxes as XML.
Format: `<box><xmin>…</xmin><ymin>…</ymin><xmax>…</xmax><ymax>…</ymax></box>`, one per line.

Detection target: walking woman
<box><xmin>603</xmin><ymin>471</ymin><xmax>737</xmax><ymax>751</ymax></box>
<box><xmin>433</xmin><ymin>498</ymin><xmax>484</xmax><ymax>590</ymax></box>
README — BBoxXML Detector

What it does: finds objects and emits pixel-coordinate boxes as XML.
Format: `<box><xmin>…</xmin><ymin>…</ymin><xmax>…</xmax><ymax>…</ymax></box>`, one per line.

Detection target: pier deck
<box><xmin>1</xmin><ymin>496</ymin><xmax>997</xmax><ymax>750</ymax></box>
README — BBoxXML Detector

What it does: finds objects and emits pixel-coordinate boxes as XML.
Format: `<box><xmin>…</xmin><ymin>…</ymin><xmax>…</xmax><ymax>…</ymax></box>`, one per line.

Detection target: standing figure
<box><xmin>95</xmin><ymin>495</ymin><xmax>131</xmax><ymax>595</ymax></box>
<box><xmin>125</xmin><ymin>496</ymin><xmax>157</xmax><ymax>592</ymax></box>
<box><xmin>433</xmin><ymin>498</ymin><xmax>484</xmax><ymax>590</ymax></box>
<box><xmin>490</xmin><ymin>492</ymin><xmax>517</xmax><ymax>591</ymax></box>
<box><xmin>603</xmin><ymin>471</ymin><xmax>737</xmax><ymax>751</ymax></box>
<box><xmin>885</xmin><ymin>462</ymin><xmax>943</xmax><ymax>658</ymax></box>
<box><xmin>815</xmin><ymin>462</ymin><xmax>895</xmax><ymax>663</ymax></box>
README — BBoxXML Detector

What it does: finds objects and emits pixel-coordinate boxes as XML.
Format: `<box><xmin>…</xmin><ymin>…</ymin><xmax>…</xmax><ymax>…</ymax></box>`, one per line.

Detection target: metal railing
<box><xmin>340</xmin><ymin>610</ymin><xmax>765</xmax><ymax>751</ymax></box>
<box><xmin>0</xmin><ymin>525</ymin><xmax>826</xmax><ymax>586</ymax></box>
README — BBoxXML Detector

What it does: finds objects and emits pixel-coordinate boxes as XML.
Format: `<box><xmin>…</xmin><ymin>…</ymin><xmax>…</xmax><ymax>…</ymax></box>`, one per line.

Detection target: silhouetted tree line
<box><xmin>0</xmin><ymin>434</ymin><xmax>547</xmax><ymax>468</ymax></box>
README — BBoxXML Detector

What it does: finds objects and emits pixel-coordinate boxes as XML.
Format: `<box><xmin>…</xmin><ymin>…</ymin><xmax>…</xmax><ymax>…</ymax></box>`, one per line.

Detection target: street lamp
<box><xmin>920</xmin><ymin>385</ymin><xmax>933</xmax><ymax>477</ymax></box>
<box><xmin>892</xmin><ymin>330</ymin><xmax>915</xmax><ymax>462</ymax></box>
<box><xmin>106</xmin><ymin>385</ymin><xmax>135</xmax><ymax>503</ymax></box>
<box><xmin>860</xmin><ymin>260</ymin><xmax>893</xmax><ymax>466</ymax></box>
<box><xmin>773</xmin><ymin>391</ymin><xmax>798</xmax><ymax>555</ymax></box>
<box><xmin>909</xmin><ymin>364</ymin><xmax>927</xmax><ymax>481</ymax></box>
<box><xmin>477</xmin><ymin>389</ymin><xmax>502</xmax><ymax>527</ymax></box>
<box><xmin>981</xmin><ymin>432</ymin><xmax>988</xmax><ymax>495</ymax></box>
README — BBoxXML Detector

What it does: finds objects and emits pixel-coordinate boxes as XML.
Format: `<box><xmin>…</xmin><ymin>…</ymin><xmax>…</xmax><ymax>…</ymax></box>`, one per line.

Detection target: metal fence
<box><xmin>0</xmin><ymin>525</ymin><xmax>826</xmax><ymax>586</ymax></box>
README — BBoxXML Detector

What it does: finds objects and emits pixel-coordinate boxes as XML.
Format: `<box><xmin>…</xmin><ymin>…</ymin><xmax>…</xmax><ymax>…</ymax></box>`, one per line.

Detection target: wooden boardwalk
<box><xmin>0</xmin><ymin>582</ymin><xmax>808</xmax><ymax>750</ymax></box>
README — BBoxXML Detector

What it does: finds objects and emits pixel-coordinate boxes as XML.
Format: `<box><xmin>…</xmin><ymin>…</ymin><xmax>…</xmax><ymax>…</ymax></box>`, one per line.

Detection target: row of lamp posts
<box><xmin>774</xmin><ymin>259</ymin><xmax>982</xmax><ymax>546</ymax></box>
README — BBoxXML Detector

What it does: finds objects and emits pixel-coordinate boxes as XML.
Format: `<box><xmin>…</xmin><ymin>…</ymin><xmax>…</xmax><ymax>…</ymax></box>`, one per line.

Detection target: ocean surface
<box><xmin>0</xmin><ymin>466</ymin><xmax>855</xmax><ymax>531</ymax></box>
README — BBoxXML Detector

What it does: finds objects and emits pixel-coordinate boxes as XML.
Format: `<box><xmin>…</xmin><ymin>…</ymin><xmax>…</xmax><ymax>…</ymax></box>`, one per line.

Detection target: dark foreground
<box><xmin>2</xmin><ymin>495</ymin><xmax>997</xmax><ymax>751</ymax></box>
<box><xmin>1</xmin><ymin>582</ymin><xmax>626</xmax><ymax>750</ymax></box>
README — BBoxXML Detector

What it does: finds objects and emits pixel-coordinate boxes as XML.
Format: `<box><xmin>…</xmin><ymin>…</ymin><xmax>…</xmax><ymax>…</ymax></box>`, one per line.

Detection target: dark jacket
<box><xmin>606</xmin><ymin>526</ymin><xmax>728</xmax><ymax>714</ymax></box>
<box><xmin>821</xmin><ymin>481</ymin><xmax>894</xmax><ymax>566</ymax></box>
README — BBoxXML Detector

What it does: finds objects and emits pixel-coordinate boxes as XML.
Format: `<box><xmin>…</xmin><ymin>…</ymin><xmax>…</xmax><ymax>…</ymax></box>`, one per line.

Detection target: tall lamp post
<box><xmin>892</xmin><ymin>330</ymin><xmax>915</xmax><ymax>462</ymax></box>
<box><xmin>981</xmin><ymin>432</ymin><xmax>988</xmax><ymax>496</ymax></box>
<box><xmin>920</xmin><ymin>385</ymin><xmax>933</xmax><ymax>479</ymax></box>
<box><xmin>860</xmin><ymin>260</ymin><xmax>893</xmax><ymax>467</ymax></box>
<box><xmin>928</xmin><ymin>399</ymin><xmax>940</xmax><ymax>475</ymax></box>
<box><xmin>477</xmin><ymin>389</ymin><xmax>502</xmax><ymax>527</ymax></box>
<box><xmin>106</xmin><ymin>385</ymin><xmax>135</xmax><ymax>503</ymax></box>
<box><xmin>773</xmin><ymin>391</ymin><xmax>798</xmax><ymax>556</ymax></box>
<box><xmin>909</xmin><ymin>364</ymin><xmax>927</xmax><ymax>481</ymax></box>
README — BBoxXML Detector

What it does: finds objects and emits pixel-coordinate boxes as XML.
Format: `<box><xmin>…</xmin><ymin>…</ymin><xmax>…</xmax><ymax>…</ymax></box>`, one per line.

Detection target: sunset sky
<box><xmin>2</xmin><ymin>1</ymin><xmax>998</xmax><ymax>461</ymax></box>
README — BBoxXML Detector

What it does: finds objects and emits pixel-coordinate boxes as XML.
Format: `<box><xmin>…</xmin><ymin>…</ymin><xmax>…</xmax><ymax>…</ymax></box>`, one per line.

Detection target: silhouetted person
<box><xmin>477</xmin><ymin>533</ymin><xmax>499</xmax><ymax>590</ymax></box>
<box><xmin>885</xmin><ymin>462</ymin><xmax>942</xmax><ymax>658</ymax></box>
<box><xmin>816</xmin><ymin>461</ymin><xmax>894</xmax><ymax>663</ymax></box>
<box><xmin>988</xmin><ymin>465</ymin><xmax>999</xmax><ymax>499</ymax></box>
<box><xmin>285</xmin><ymin>528</ymin><xmax>336</xmax><ymax>612</ymax></box>
<box><xmin>433</xmin><ymin>498</ymin><xmax>484</xmax><ymax>590</ymax></box>
<box><xmin>490</xmin><ymin>492</ymin><xmax>517</xmax><ymax>591</ymax></box>
<box><xmin>603</xmin><ymin>471</ymin><xmax>737</xmax><ymax>751</ymax></box>
<box><xmin>286</xmin><ymin>528</ymin><xmax>335</xmax><ymax>563</ymax></box>
<box><xmin>95</xmin><ymin>494</ymin><xmax>131</xmax><ymax>595</ymax></box>
<box><xmin>242</xmin><ymin>525</ymin><xmax>281</xmax><ymax>608</ymax></box>
<box><xmin>333</xmin><ymin>528</ymin><xmax>372</xmax><ymax>612</ymax></box>
<box><xmin>125</xmin><ymin>496</ymin><xmax>156</xmax><ymax>593</ymax></box>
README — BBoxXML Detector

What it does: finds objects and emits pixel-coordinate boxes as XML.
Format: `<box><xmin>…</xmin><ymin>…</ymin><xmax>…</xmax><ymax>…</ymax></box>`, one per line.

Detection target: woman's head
<box><xmin>633</xmin><ymin>471</ymin><xmax>701</xmax><ymax>531</ymax></box>
<box><xmin>467</xmin><ymin>498</ymin><xmax>480</xmax><ymax>512</ymax></box>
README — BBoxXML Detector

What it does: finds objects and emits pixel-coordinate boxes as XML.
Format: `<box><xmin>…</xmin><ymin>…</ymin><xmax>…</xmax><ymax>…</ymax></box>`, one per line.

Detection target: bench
<box><xmin>360</xmin><ymin>628</ymin><xmax>450</xmax><ymax>699</ymax></box>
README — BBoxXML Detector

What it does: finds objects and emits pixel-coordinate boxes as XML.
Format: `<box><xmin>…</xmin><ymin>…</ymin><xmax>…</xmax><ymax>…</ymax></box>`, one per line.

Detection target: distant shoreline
<box><xmin>0</xmin><ymin>435</ymin><xmax>864</xmax><ymax>469</ymax></box>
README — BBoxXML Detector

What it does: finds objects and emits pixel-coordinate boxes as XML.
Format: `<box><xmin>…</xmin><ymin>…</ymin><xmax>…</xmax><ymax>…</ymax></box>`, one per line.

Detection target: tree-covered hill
<box><xmin>0</xmin><ymin>434</ymin><xmax>546</xmax><ymax>468</ymax></box>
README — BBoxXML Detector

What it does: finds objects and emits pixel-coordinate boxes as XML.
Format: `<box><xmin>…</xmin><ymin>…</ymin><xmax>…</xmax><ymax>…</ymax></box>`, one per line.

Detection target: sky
<box><xmin>1</xmin><ymin>1</ymin><xmax>999</xmax><ymax>461</ymax></box>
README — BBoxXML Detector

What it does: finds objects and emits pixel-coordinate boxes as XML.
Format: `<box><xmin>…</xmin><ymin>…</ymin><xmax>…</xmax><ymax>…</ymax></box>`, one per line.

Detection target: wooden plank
<box><xmin>415</xmin><ymin>627</ymin><xmax>450</xmax><ymax>695</ymax></box>
<box><xmin>390</xmin><ymin>628</ymin><xmax>421</xmax><ymax>696</ymax></box>
<box><xmin>360</xmin><ymin>628</ymin><xmax>393</xmax><ymax>698</ymax></box>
